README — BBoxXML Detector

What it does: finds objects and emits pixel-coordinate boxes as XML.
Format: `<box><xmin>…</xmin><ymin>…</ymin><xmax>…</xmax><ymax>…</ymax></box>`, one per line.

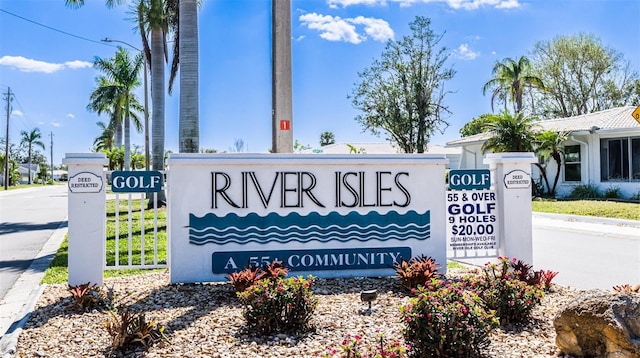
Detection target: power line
<box><xmin>0</xmin><ymin>8</ymin><xmax>117</xmax><ymax>47</ymax></box>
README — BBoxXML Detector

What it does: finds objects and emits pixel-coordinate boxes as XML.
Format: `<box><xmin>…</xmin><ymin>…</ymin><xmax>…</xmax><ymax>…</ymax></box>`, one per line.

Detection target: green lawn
<box><xmin>42</xmin><ymin>198</ymin><xmax>167</xmax><ymax>284</ymax></box>
<box><xmin>532</xmin><ymin>199</ymin><xmax>640</xmax><ymax>221</ymax></box>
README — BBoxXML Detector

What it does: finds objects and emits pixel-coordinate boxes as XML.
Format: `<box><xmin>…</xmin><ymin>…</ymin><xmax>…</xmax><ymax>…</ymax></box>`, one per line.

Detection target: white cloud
<box><xmin>349</xmin><ymin>16</ymin><xmax>395</xmax><ymax>42</ymax></box>
<box><xmin>295</xmin><ymin>35</ymin><xmax>306</xmax><ymax>41</ymax></box>
<box><xmin>0</xmin><ymin>56</ymin><xmax>92</xmax><ymax>74</ymax></box>
<box><xmin>51</xmin><ymin>122</ymin><xmax>62</xmax><ymax>127</ymax></box>
<box><xmin>299</xmin><ymin>13</ymin><xmax>393</xmax><ymax>44</ymax></box>
<box><xmin>453</xmin><ymin>44</ymin><xmax>480</xmax><ymax>60</ymax></box>
<box><xmin>495</xmin><ymin>0</ymin><xmax>520</xmax><ymax>8</ymax></box>
<box><xmin>424</xmin><ymin>0</ymin><xmax>522</xmax><ymax>9</ymax></box>
<box><xmin>65</xmin><ymin>60</ymin><xmax>93</xmax><ymax>69</ymax></box>
<box><xmin>327</xmin><ymin>0</ymin><xmax>386</xmax><ymax>9</ymax></box>
<box><xmin>11</xmin><ymin>109</ymin><xmax>24</xmax><ymax>117</ymax></box>
<box><xmin>300</xmin><ymin>13</ymin><xmax>362</xmax><ymax>43</ymax></box>
<box><xmin>67</xmin><ymin>113</ymin><xmax>75</xmax><ymax>119</ymax></box>
<box><xmin>327</xmin><ymin>0</ymin><xmax>522</xmax><ymax>9</ymax></box>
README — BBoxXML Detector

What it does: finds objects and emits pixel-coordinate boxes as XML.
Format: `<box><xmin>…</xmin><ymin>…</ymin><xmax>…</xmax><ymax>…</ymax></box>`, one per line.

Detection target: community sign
<box><xmin>166</xmin><ymin>154</ymin><xmax>448</xmax><ymax>283</ymax></box>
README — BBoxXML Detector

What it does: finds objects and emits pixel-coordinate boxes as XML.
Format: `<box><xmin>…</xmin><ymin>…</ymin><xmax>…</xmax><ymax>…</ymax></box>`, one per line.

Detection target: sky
<box><xmin>1</xmin><ymin>0</ymin><xmax>639</xmax><ymax>166</ymax></box>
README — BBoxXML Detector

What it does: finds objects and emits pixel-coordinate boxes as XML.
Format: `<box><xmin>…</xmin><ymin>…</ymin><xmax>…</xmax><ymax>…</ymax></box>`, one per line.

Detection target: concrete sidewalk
<box><xmin>0</xmin><ymin>220</ymin><xmax>67</xmax><ymax>357</ymax></box>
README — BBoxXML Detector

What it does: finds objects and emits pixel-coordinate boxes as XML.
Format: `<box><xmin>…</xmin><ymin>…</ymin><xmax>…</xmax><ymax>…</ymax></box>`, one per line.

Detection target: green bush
<box><xmin>474</xmin><ymin>257</ymin><xmax>544</xmax><ymax>325</ymax></box>
<box><xmin>603</xmin><ymin>186</ymin><xmax>621</xmax><ymax>199</ymax></box>
<box><xmin>399</xmin><ymin>279</ymin><xmax>498</xmax><ymax>357</ymax></box>
<box><xmin>567</xmin><ymin>183</ymin><xmax>601</xmax><ymax>199</ymax></box>
<box><xmin>631</xmin><ymin>190</ymin><xmax>640</xmax><ymax>201</ymax></box>
<box><xmin>237</xmin><ymin>275</ymin><xmax>318</xmax><ymax>335</ymax></box>
<box><xmin>104</xmin><ymin>308</ymin><xmax>169</xmax><ymax>353</ymax></box>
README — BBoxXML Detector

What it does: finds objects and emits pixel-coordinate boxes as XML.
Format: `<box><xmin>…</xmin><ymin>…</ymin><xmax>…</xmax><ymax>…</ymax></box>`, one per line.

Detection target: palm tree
<box><xmin>93</xmin><ymin>121</ymin><xmax>116</xmax><ymax>152</ymax></box>
<box><xmin>20</xmin><ymin>128</ymin><xmax>46</xmax><ymax>184</ymax></box>
<box><xmin>535</xmin><ymin>130</ymin><xmax>568</xmax><ymax>197</ymax></box>
<box><xmin>66</xmin><ymin>0</ymin><xmax>179</xmax><ymax>173</ymax></box>
<box><xmin>90</xmin><ymin>48</ymin><xmax>143</xmax><ymax>170</ymax></box>
<box><xmin>134</xmin><ymin>0</ymin><xmax>181</xmax><ymax>163</ymax></box>
<box><xmin>482</xmin><ymin>56</ymin><xmax>544</xmax><ymax>113</ymax></box>
<box><xmin>320</xmin><ymin>131</ymin><xmax>335</xmax><ymax>146</ymax></box>
<box><xmin>179</xmin><ymin>0</ymin><xmax>199</xmax><ymax>153</ymax></box>
<box><xmin>481</xmin><ymin>111</ymin><xmax>538</xmax><ymax>153</ymax></box>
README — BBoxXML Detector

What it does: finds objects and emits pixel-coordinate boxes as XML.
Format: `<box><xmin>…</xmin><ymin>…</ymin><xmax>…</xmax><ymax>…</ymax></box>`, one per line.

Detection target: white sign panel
<box><xmin>68</xmin><ymin>171</ymin><xmax>103</xmax><ymax>193</ymax></box>
<box><xmin>446</xmin><ymin>190</ymin><xmax>498</xmax><ymax>258</ymax></box>
<box><xmin>167</xmin><ymin>154</ymin><xmax>448</xmax><ymax>283</ymax></box>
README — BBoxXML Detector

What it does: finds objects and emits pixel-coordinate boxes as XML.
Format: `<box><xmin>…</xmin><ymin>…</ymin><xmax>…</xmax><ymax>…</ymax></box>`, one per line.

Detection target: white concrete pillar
<box><xmin>484</xmin><ymin>152</ymin><xmax>537</xmax><ymax>264</ymax></box>
<box><xmin>62</xmin><ymin>153</ymin><xmax>108</xmax><ymax>286</ymax></box>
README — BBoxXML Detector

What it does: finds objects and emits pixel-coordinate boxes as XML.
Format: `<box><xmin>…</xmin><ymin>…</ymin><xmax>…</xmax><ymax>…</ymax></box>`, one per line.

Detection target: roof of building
<box><xmin>535</xmin><ymin>106</ymin><xmax>639</xmax><ymax>132</ymax></box>
<box><xmin>18</xmin><ymin>163</ymin><xmax>40</xmax><ymax>174</ymax></box>
<box><xmin>302</xmin><ymin>142</ymin><xmax>461</xmax><ymax>155</ymax></box>
<box><xmin>446</xmin><ymin>106</ymin><xmax>640</xmax><ymax>147</ymax></box>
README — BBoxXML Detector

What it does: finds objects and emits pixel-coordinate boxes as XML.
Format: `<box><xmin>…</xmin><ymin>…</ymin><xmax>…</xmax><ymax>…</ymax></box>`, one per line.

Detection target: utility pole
<box><xmin>271</xmin><ymin>0</ymin><xmax>293</xmax><ymax>153</ymax></box>
<box><xmin>3</xmin><ymin>87</ymin><xmax>12</xmax><ymax>190</ymax></box>
<box><xmin>50</xmin><ymin>132</ymin><xmax>54</xmax><ymax>182</ymax></box>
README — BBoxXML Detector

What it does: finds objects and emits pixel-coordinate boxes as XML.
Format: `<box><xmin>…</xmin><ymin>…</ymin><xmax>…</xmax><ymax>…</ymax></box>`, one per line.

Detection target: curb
<box><xmin>0</xmin><ymin>219</ymin><xmax>67</xmax><ymax>356</ymax></box>
<box><xmin>532</xmin><ymin>212</ymin><xmax>640</xmax><ymax>229</ymax></box>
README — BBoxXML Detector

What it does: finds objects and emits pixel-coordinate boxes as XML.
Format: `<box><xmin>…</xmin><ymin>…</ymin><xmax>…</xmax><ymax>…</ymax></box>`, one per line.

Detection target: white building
<box><xmin>446</xmin><ymin>106</ymin><xmax>640</xmax><ymax>198</ymax></box>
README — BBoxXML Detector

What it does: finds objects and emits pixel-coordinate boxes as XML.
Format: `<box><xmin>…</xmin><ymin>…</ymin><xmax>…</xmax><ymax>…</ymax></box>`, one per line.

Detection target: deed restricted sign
<box><xmin>446</xmin><ymin>190</ymin><xmax>498</xmax><ymax>257</ymax></box>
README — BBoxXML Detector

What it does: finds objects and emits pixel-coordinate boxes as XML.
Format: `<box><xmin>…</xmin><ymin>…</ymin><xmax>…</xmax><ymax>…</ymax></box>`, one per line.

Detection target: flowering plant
<box><xmin>323</xmin><ymin>332</ymin><xmax>408</xmax><ymax>358</ymax></box>
<box><xmin>399</xmin><ymin>279</ymin><xmax>497</xmax><ymax>357</ymax></box>
<box><xmin>475</xmin><ymin>257</ymin><xmax>544</xmax><ymax>325</ymax></box>
<box><xmin>237</xmin><ymin>275</ymin><xmax>317</xmax><ymax>334</ymax></box>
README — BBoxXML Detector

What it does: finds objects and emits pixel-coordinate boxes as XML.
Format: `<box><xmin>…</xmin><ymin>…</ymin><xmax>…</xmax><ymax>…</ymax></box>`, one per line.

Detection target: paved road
<box><xmin>0</xmin><ymin>185</ymin><xmax>68</xmax><ymax>300</ymax></box>
<box><xmin>532</xmin><ymin>214</ymin><xmax>640</xmax><ymax>290</ymax></box>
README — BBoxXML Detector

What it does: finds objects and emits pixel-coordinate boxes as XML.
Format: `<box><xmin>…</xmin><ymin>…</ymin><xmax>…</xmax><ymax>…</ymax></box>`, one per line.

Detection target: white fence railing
<box><xmin>105</xmin><ymin>171</ymin><xmax>167</xmax><ymax>270</ymax></box>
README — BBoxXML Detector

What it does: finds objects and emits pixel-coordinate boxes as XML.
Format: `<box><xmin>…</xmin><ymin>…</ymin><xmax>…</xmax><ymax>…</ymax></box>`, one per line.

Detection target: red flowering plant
<box><xmin>323</xmin><ymin>332</ymin><xmax>409</xmax><ymax>358</ymax></box>
<box><xmin>399</xmin><ymin>279</ymin><xmax>497</xmax><ymax>357</ymax></box>
<box><xmin>393</xmin><ymin>255</ymin><xmax>442</xmax><ymax>291</ymax></box>
<box><xmin>237</xmin><ymin>275</ymin><xmax>318</xmax><ymax>335</ymax></box>
<box><xmin>475</xmin><ymin>257</ymin><xmax>544</xmax><ymax>325</ymax></box>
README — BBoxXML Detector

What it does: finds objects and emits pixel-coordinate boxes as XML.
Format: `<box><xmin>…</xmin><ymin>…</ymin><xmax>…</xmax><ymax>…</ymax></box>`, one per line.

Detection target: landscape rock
<box><xmin>554</xmin><ymin>289</ymin><xmax>640</xmax><ymax>358</ymax></box>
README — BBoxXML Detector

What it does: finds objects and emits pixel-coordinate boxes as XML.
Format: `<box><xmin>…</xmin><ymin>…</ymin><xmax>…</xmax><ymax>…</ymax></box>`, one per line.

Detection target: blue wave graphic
<box><xmin>189</xmin><ymin>210</ymin><xmax>430</xmax><ymax>245</ymax></box>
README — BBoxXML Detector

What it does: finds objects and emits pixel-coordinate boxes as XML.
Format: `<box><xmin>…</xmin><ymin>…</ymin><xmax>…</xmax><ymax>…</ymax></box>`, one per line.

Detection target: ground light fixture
<box><xmin>360</xmin><ymin>289</ymin><xmax>378</xmax><ymax>315</ymax></box>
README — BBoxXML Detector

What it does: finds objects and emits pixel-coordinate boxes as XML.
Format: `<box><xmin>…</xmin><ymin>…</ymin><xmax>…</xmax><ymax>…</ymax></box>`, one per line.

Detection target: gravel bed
<box><xmin>14</xmin><ymin>268</ymin><xmax>581</xmax><ymax>357</ymax></box>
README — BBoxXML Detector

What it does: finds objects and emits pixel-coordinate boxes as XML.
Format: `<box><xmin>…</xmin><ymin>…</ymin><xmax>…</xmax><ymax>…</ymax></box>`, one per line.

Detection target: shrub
<box><xmin>603</xmin><ymin>186</ymin><xmax>621</xmax><ymax>199</ymax></box>
<box><xmin>399</xmin><ymin>279</ymin><xmax>497</xmax><ymax>357</ymax></box>
<box><xmin>567</xmin><ymin>183</ymin><xmax>600</xmax><ymax>199</ymax></box>
<box><xmin>630</xmin><ymin>190</ymin><xmax>640</xmax><ymax>201</ymax></box>
<box><xmin>237</xmin><ymin>275</ymin><xmax>318</xmax><ymax>335</ymax></box>
<box><xmin>509</xmin><ymin>259</ymin><xmax>558</xmax><ymax>291</ymax></box>
<box><xmin>104</xmin><ymin>308</ymin><xmax>169</xmax><ymax>352</ymax></box>
<box><xmin>538</xmin><ymin>270</ymin><xmax>559</xmax><ymax>291</ymax></box>
<box><xmin>475</xmin><ymin>257</ymin><xmax>544</xmax><ymax>325</ymax></box>
<box><xmin>262</xmin><ymin>259</ymin><xmax>288</xmax><ymax>280</ymax></box>
<box><xmin>227</xmin><ymin>266</ymin><xmax>265</xmax><ymax>293</ymax></box>
<box><xmin>228</xmin><ymin>259</ymin><xmax>289</xmax><ymax>293</ymax></box>
<box><xmin>323</xmin><ymin>333</ymin><xmax>408</xmax><ymax>358</ymax></box>
<box><xmin>394</xmin><ymin>255</ymin><xmax>442</xmax><ymax>291</ymax></box>
<box><xmin>68</xmin><ymin>282</ymin><xmax>112</xmax><ymax>311</ymax></box>
<box><xmin>510</xmin><ymin>259</ymin><xmax>541</xmax><ymax>287</ymax></box>
<box><xmin>613</xmin><ymin>284</ymin><xmax>640</xmax><ymax>293</ymax></box>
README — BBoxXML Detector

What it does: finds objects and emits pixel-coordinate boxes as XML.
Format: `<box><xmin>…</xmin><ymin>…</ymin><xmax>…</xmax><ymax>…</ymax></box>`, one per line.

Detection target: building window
<box><xmin>600</xmin><ymin>137</ymin><xmax>640</xmax><ymax>181</ymax></box>
<box><xmin>564</xmin><ymin>145</ymin><xmax>581</xmax><ymax>182</ymax></box>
